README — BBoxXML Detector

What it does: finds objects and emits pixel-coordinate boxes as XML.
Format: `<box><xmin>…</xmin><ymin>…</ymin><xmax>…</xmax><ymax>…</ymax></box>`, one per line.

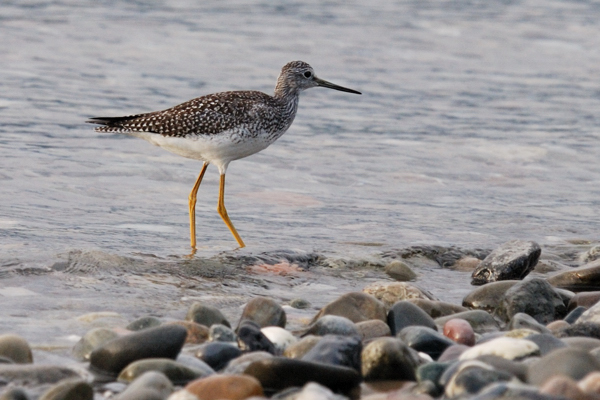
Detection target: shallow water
<box><xmin>1</xmin><ymin>1</ymin><xmax>600</xmax><ymax>347</ymax></box>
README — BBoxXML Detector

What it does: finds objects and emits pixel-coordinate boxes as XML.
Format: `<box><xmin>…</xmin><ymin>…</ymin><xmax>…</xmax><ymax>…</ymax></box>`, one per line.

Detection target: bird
<box><xmin>87</xmin><ymin>61</ymin><xmax>361</xmax><ymax>252</ymax></box>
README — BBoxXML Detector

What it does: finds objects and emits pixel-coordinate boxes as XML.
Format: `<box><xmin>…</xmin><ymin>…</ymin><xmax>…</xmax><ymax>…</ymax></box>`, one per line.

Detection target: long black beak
<box><xmin>314</xmin><ymin>77</ymin><xmax>361</xmax><ymax>95</ymax></box>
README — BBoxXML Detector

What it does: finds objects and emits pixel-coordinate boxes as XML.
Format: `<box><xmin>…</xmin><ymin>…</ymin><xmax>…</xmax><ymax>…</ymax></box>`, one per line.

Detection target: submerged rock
<box><xmin>471</xmin><ymin>240</ymin><xmax>541</xmax><ymax>285</ymax></box>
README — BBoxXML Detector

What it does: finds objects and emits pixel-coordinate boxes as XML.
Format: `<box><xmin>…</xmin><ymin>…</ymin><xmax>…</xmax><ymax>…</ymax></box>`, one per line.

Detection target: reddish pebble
<box><xmin>186</xmin><ymin>375</ymin><xmax>263</xmax><ymax>400</ymax></box>
<box><xmin>443</xmin><ymin>318</ymin><xmax>475</xmax><ymax>346</ymax></box>
<box><xmin>164</xmin><ymin>321</ymin><xmax>209</xmax><ymax>344</ymax></box>
<box><xmin>540</xmin><ymin>375</ymin><xmax>592</xmax><ymax>400</ymax></box>
<box><xmin>579</xmin><ymin>372</ymin><xmax>600</xmax><ymax>394</ymax></box>
<box><xmin>547</xmin><ymin>320</ymin><xmax>570</xmax><ymax>334</ymax></box>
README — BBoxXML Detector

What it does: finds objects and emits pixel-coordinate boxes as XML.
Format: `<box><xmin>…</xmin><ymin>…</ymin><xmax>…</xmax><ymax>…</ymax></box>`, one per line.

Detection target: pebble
<box><xmin>126</xmin><ymin>316</ymin><xmax>162</xmax><ymax>331</ymax></box>
<box><xmin>238</xmin><ymin>297</ymin><xmax>286</xmax><ymax>329</ymax></box>
<box><xmin>302</xmin><ymin>315</ymin><xmax>359</xmax><ymax>337</ymax></box>
<box><xmin>443</xmin><ymin>360</ymin><xmax>516</xmax><ymax>398</ymax></box>
<box><xmin>578</xmin><ymin>371</ymin><xmax>600</xmax><ymax>394</ymax></box>
<box><xmin>495</xmin><ymin>278</ymin><xmax>566</xmax><ymax>324</ymax></box>
<box><xmin>288</xmin><ymin>382</ymin><xmax>347</xmax><ymax>400</ymax></box>
<box><xmin>116</xmin><ymin>371</ymin><xmax>173</xmax><ymax>400</ymax></box>
<box><xmin>387</xmin><ymin>301</ymin><xmax>437</xmax><ymax>335</ymax></box>
<box><xmin>183</xmin><ymin>374</ymin><xmax>263</xmax><ymax>400</ymax></box>
<box><xmin>72</xmin><ymin>328</ymin><xmax>121</xmax><ymax>361</ymax></box>
<box><xmin>363</xmin><ymin>282</ymin><xmax>435</xmax><ymax>308</ymax></box>
<box><xmin>462</xmin><ymin>280</ymin><xmax>518</xmax><ymax>313</ymax></box>
<box><xmin>398</xmin><ymin>326</ymin><xmax>455</xmax><ymax>360</ymax></box>
<box><xmin>90</xmin><ymin>324</ymin><xmax>188</xmax><ymax>375</ymax></box>
<box><xmin>471</xmin><ymin>240</ymin><xmax>541</xmax><ymax>285</ymax></box>
<box><xmin>508</xmin><ymin>312</ymin><xmax>551</xmax><ymax>334</ymax></box>
<box><xmin>459</xmin><ymin>337</ymin><xmax>540</xmax><ymax>360</ymax></box>
<box><xmin>561</xmin><ymin>336</ymin><xmax>600</xmax><ymax>352</ymax></box>
<box><xmin>361</xmin><ymin>337</ymin><xmax>421</xmax><ymax>381</ymax></box>
<box><xmin>194</xmin><ymin>342</ymin><xmax>241</xmax><ymax>371</ymax></box>
<box><xmin>260</xmin><ymin>326</ymin><xmax>297</xmax><ymax>354</ymax></box>
<box><xmin>283</xmin><ymin>335</ymin><xmax>321</xmax><ymax>359</ymax></box>
<box><xmin>237</xmin><ymin>320</ymin><xmax>275</xmax><ymax>354</ymax></box>
<box><xmin>243</xmin><ymin>356</ymin><xmax>361</xmax><ymax>395</ymax></box>
<box><xmin>0</xmin><ymin>334</ymin><xmax>33</xmax><ymax>364</ymax></box>
<box><xmin>525</xmin><ymin>333</ymin><xmax>567</xmax><ymax>356</ymax></box>
<box><xmin>435</xmin><ymin>310</ymin><xmax>500</xmax><ymax>334</ymax></box>
<box><xmin>208</xmin><ymin>324</ymin><xmax>236</xmax><ymax>342</ymax></box>
<box><xmin>0</xmin><ymin>388</ymin><xmax>30</xmax><ymax>400</ymax></box>
<box><xmin>564</xmin><ymin>306</ymin><xmax>588</xmax><ymax>324</ymax></box>
<box><xmin>185</xmin><ymin>302</ymin><xmax>230</xmax><ymax>328</ymax></box>
<box><xmin>0</xmin><ymin>365</ymin><xmax>81</xmax><ymax>385</ymax></box>
<box><xmin>301</xmin><ymin>335</ymin><xmax>361</xmax><ymax>371</ymax></box>
<box><xmin>384</xmin><ymin>260</ymin><xmax>417</xmax><ymax>281</ymax></box>
<box><xmin>575</xmin><ymin>300</ymin><xmax>600</xmax><ymax>325</ymax></box>
<box><xmin>539</xmin><ymin>375</ymin><xmax>589</xmax><ymax>400</ymax></box>
<box><xmin>408</xmin><ymin>299</ymin><xmax>468</xmax><ymax>318</ymax></box>
<box><xmin>289</xmin><ymin>298</ymin><xmax>311</xmax><ymax>309</ymax></box>
<box><xmin>39</xmin><ymin>379</ymin><xmax>93</xmax><ymax>400</ymax></box>
<box><xmin>547</xmin><ymin>259</ymin><xmax>600</xmax><ymax>292</ymax></box>
<box><xmin>568</xmin><ymin>291</ymin><xmax>600</xmax><ymax>311</ymax></box>
<box><xmin>355</xmin><ymin>319</ymin><xmax>391</xmax><ymax>341</ymax></box>
<box><xmin>527</xmin><ymin>347</ymin><xmax>600</xmax><ymax>386</ymax></box>
<box><xmin>443</xmin><ymin>318</ymin><xmax>476</xmax><ymax>346</ymax></box>
<box><xmin>222</xmin><ymin>351</ymin><xmax>272</xmax><ymax>374</ymax></box>
<box><xmin>165</xmin><ymin>321</ymin><xmax>209</xmax><ymax>344</ymax></box>
<box><xmin>311</xmin><ymin>292</ymin><xmax>387</xmax><ymax>323</ymax></box>
<box><xmin>118</xmin><ymin>358</ymin><xmax>212</xmax><ymax>385</ymax></box>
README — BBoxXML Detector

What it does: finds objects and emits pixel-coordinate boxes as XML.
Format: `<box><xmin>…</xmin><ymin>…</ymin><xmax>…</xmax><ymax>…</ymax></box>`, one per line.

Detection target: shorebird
<box><xmin>87</xmin><ymin>61</ymin><xmax>361</xmax><ymax>251</ymax></box>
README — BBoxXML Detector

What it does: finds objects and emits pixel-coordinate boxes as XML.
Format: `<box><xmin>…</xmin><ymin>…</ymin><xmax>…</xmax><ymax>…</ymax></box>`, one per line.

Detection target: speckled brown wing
<box><xmin>87</xmin><ymin>91</ymin><xmax>276</xmax><ymax>138</ymax></box>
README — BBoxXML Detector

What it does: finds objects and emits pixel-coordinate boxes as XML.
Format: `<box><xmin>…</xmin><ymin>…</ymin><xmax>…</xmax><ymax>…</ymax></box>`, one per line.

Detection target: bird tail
<box><xmin>86</xmin><ymin>114</ymin><xmax>147</xmax><ymax>132</ymax></box>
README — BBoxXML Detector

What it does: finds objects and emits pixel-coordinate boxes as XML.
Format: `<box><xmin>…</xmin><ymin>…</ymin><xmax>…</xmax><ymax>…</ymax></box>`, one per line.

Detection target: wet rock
<box><xmin>564</xmin><ymin>306</ymin><xmax>587</xmax><ymax>324</ymax></box>
<box><xmin>362</xmin><ymin>337</ymin><xmax>421</xmax><ymax>381</ymax></box>
<box><xmin>39</xmin><ymin>379</ymin><xmax>93</xmax><ymax>400</ymax></box>
<box><xmin>575</xmin><ymin>301</ymin><xmax>600</xmax><ymax>325</ymax></box>
<box><xmin>460</xmin><ymin>337</ymin><xmax>539</xmax><ymax>361</ymax></box>
<box><xmin>0</xmin><ymin>388</ymin><xmax>30</xmax><ymax>400</ymax></box>
<box><xmin>126</xmin><ymin>316</ymin><xmax>161</xmax><ymax>331</ymax></box>
<box><xmin>443</xmin><ymin>360</ymin><xmax>516</xmax><ymax>398</ymax></box>
<box><xmin>525</xmin><ymin>334</ymin><xmax>567</xmax><ymax>356</ymax></box>
<box><xmin>208</xmin><ymin>324</ymin><xmax>236</xmax><ymax>343</ymax></box>
<box><xmin>555</xmin><ymin>322</ymin><xmax>600</xmax><ymax>339</ymax></box>
<box><xmin>408</xmin><ymin>299</ymin><xmax>468</xmax><ymax>318</ymax></box>
<box><xmin>363</xmin><ymin>282</ymin><xmax>435</xmax><ymax>308</ymax></box>
<box><xmin>443</xmin><ymin>318</ymin><xmax>476</xmax><ymax>346</ymax></box>
<box><xmin>355</xmin><ymin>320</ymin><xmax>391</xmax><ymax>341</ymax></box>
<box><xmin>0</xmin><ymin>335</ymin><xmax>32</xmax><ymax>364</ymax></box>
<box><xmin>0</xmin><ymin>365</ymin><xmax>80</xmax><ymax>385</ymax></box>
<box><xmin>72</xmin><ymin>328</ymin><xmax>121</xmax><ymax>361</ymax></box>
<box><xmin>116</xmin><ymin>371</ymin><xmax>173</xmax><ymax>400</ymax></box>
<box><xmin>385</xmin><ymin>260</ymin><xmax>417</xmax><ymax>281</ymax></box>
<box><xmin>118</xmin><ymin>358</ymin><xmax>211</xmax><ymax>385</ymax></box>
<box><xmin>301</xmin><ymin>335</ymin><xmax>361</xmax><ymax>371</ymax></box>
<box><xmin>185</xmin><ymin>302</ymin><xmax>230</xmax><ymax>328</ymax></box>
<box><xmin>435</xmin><ymin>310</ymin><xmax>501</xmax><ymax>334</ymax></box>
<box><xmin>398</xmin><ymin>326</ymin><xmax>455</xmax><ymax>360</ymax></box>
<box><xmin>508</xmin><ymin>313</ymin><xmax>551</xmax><ymax>334</ymax></box>
<box><xmin>164</xmin><ymin>321</ymin><xmax>209</xmax><ymax>345</ymax></box>
<box><xmin>283</xmin><ymin>335</ymin><xmax>321</xmax><ymax>359</ymax></box>
<box><xmin>90</xmin><ymin>324</ymin><xmax>187</xmax><ymax>375</ymax></box>
<box><xmin>416</xmin><ymin>362</ymin><xmax>451</xmax><ymax>396</ymax></box>
<box><xmin>184</xmin><ymin>375</ymin><xmax>264</xmax><ymax>400</ymax></box>
<box><xmin>175</xmin><ymin>354</ymin><xmax>215</xmax><ymax>375</ymax></box>
<box><xmin>475</xmin><ymin>355</ymin><xmax>528</xmax><ymax>382</ymax></box>
<box><xmin>194</xmin><ymin>342</ymin><xmax>241</xmax><ymax>371</ymax></box>
<box><xmin>303</xmin><ymin>315</ymin><xmax>359</xmax><ymax>337</ymax></box>
<box><xmin>540</xmin><ymin>375</ymin><xmax>590</xmax><ymax>400</ymax></box>
<box><xmin>244</xmin><ymin>357</ymin><xmax>361</xmax><ymax>395</ymax></box>
<box><xmin>237</xmin><ymin>320</ymin><xmax>275</xmax><ymax>354</ymax></box>
<box><xmin>311</xmin><ymin>292</ymin><xmax>386</xmax><ymax>323</ymax></box>
<box><xmin>495</xmin><ymin>278</ymin><xmax>566</xmax><ymax>324</ymax></box>
<box><xmin>387</xmin><ymin>301</ymin><xmax>437</xmax><ymax>336</ymax></box>
<box><xmin>222</xmin><ymin>351</ymin><xmax>273</xmax><ymax>374</ymax></box>
<box><xmin>547</xmin><ymin>259</ymin><xmax>600</xmax><ymax>291</ymax></box>
<box><xmin>462</xmin><ymin>281</ymin><xmax>519</xmax><ymax>313</ymax></box>
<box><xmin>289</xmin><ymin>298</ymin><xmax>311</xmax><ymax>309</ymax></box>
<box><xmin>238</xmin><ymin>297</ymin><xmax>286</xmax><ymax>329</ymax></box>
<box><xmin>261</xmin><ymin>326</ymin><xmax>297</xmax><ymax>354</ymax></box>
<box><xmin>471</xmin><ymin>240</ymin><xmax>541</xmax><ymax>285</ymax></box>
<box><xmin>568</xmin><ymin>292</ymin><xmax>600</xmax><ymax>312</ymax></box>
<box><xmin>527</xmin><ymin>347</ymin><xmax>600</xmax><ymax>386</ymax></box>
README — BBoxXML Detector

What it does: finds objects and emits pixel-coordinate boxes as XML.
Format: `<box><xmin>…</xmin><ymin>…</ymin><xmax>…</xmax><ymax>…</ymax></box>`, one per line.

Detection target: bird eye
<box><xmin>303</xmin><ymin>71</ymin><xmax>312</xmax><ymax>78</ymax></box>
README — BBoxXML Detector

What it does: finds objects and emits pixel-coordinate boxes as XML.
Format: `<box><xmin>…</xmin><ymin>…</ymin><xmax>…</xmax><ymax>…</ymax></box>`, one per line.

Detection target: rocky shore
<box><xmin>2</xmin><ymin>240</ymin><xmax>600</xmax><ymax>399</ymax></box>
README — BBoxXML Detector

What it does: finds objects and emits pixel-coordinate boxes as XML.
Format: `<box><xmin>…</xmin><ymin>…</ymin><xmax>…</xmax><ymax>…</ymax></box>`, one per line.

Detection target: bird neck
<box><xmin>273</xmin><ymin>81</ymin><xmax>301</xmax><ymax>118</ymax></box>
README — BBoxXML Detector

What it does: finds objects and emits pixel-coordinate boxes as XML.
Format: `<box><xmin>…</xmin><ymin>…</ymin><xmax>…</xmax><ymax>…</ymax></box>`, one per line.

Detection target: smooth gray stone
<box><xmin>0</xmin><ymin>365</ymin><xmax>80</xmax><ymax>386</ymax></box>
<box><xmin>561</xmin><ymin>336</ymin><xmax>600</xmax><ymax>352</ymax></box>
<box><xmin>361</xmin><ymin>337</ymin><xmax>421</xmax><ymax>381</ymax></box>
<box><xmin>90</xmin><ymin>324</ymin><xmax>187</xmax><ymax>375</ymax></box>
<box><xmin>115</xmin><ymin>371</ymin><xmax>172</xmax><ymax>400</ymax></box>
<box><xmin>435</xmin><ymin>310</ymin><xmax>500</xmax><ymax>334</ymax></box>
<box><xmin>508</xmin><ymin>313</ymin><xmax>551</xmax><ymax>334</ymax></box>
<box><xmin>238</xmin><ymin>297</ymin><xmax>286</xmax><ymax>329</ymax></box>
<box><xmin>301</xmin><ymin>335</ymin><xmax>361</xmax><ymax>372</ymax></box>
<box><xmin>495</xmin><ymin>278</ymin><xmax>566</xmax><ymax>324</ymax></box>
<box><xmin>222</xmin><ymin>351</ymin><xmax>273</xmax><ymax>374</ymax></box>
<box><xmin>126</xmin><ymin>316</ymin><xmax>161</xmax><ymax>331</ymax></box>
<box><xmin>208</xmin><ymin>324</ymin><xmax>236</xmax><ymax>342</ymax></box>
<box><xmin>185</xmin><ymin>302</ymin><xmax>230</xmax><ymax>328</ymax></box>
<box><xmin>117</xmin><ymin>358</ymin><xmax>211</xmax><ymax>385</ymax></box>
<box><xmin>564</xmin><ymin>306</ymin><xmax>587</xmax><ymax>324</ymax></box>
<box><xmin>397</xmin><ymin>326</ymin><xmax>454</xmax><ymax>360</ymax></box>
<box><xmin>471</xmin><ymin>240</ymin><xmax>541</xmax><ymax>285</ymax></box>
<box><xmin>302</xmin><ymin>315</ymin><xmax>359</xmax><ymax>337</ymax></box>
<box><xmin>475</xmin><ymin>355</ymin><xmax>528</xmax><ymax>382</ymax></box>
<box><xmin>174</xmin><ymin>354</ymin><xmax>215</xmax><ymax>376</ymax></box>
<box><xmin>524</xmin><ymin>334</ymin><xmax>566</xmax><ymax>356</ymax></box>
<box><xmin>244</xmin><ymin>357</ymin><xmax>361</xmax><ymax>395</ymax></box>
<box><xmin>72</xmin><ymin>328</ymin><xmax>120</xmax><ymax>361</ymax></box>
<box><xmin>39</xmin><ymin>379</ymin><xmax>93</xmax><ymax>400</ymax></box>
<box><xmin>387</xmin><ymin>300</ymin><xmax>437</xmax><ymax>335</ymax></box>
<box><xmin>527</xmin><ymin>347</ymin><xmax>600</xmax><ymax>386</ymax></box>
<box><xmin>194</xmin><ymin>341</ymin><xmax>241</xmax><ymax>371</ymax></box>
<box><xmin>444</xmin><ymin>363</ymin><xmax>515</xmax><ymax>398</ymax></box>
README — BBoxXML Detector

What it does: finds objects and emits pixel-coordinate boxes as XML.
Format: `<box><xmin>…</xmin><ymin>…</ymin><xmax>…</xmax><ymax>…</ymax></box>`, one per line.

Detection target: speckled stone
<box><xmin>185</xmin><ymin>302</ymin><xmax>230</xmax><ymax>328</ymax></box>
<box><xmin>0</xmin><ymin>334</ymin><xmax>32</xmax><ymax>364</ymax></box>
<box><xmin>38</xmin><ymin>379</ymin><xmax>93</xmax><ymax>400</ymax></box>
<box><xmin>363</xmin><ymin>282</ymin><xmax>435</xmax><ymax>308</ymax></box>
<box><xmin>355</xmin><ymin>320</ymin><xmax>391</xmax><ymax>341</ymax></box>
<box><xmin>361</xmin><ymin>337</ymin><xmax>421</xmax><ymax>381</ymax></box>
<box><xmin>311</xmin><ymin>292</ymin><xmax>387</xmax><ymax>323</ymax></box>
<box><xmin>238</xmin><ymin>297</ymin><xmax>286</xmax><ymax>329</ymax></box>
<box><xmin>471</xmin><ymin>240</ymin><xmax>540</xmax><ymax>285</ymax></box>
<box><xmin>208</xmin><ymin>324</ymin><xmax>236</xmax><ymax>342</ymax></box>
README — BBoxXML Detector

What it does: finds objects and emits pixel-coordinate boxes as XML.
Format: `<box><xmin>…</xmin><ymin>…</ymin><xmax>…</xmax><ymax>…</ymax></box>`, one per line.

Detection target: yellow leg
<box><xmin>189</xmin><ymin>163</ymin><xmax>208</xmax><ymax>252</ymax></box>
<box><xmin>217</xmin><ymin>174</ymin><xmax>246</xmax><ymax>248</ymax></box>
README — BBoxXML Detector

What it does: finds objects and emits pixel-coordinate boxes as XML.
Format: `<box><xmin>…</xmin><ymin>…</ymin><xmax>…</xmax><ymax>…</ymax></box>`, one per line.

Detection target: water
<box><xmin>1</xmin><ymin>1</ymin><xmax>600</xmax><ymax>348</ymax></box>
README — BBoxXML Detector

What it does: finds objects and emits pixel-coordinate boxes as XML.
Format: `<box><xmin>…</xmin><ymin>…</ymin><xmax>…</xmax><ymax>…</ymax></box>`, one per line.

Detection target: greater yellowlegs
<box><xmin>87</xmin><ymin>61</ymin><xmax>361</xmax><ymax>251</ymax></box>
